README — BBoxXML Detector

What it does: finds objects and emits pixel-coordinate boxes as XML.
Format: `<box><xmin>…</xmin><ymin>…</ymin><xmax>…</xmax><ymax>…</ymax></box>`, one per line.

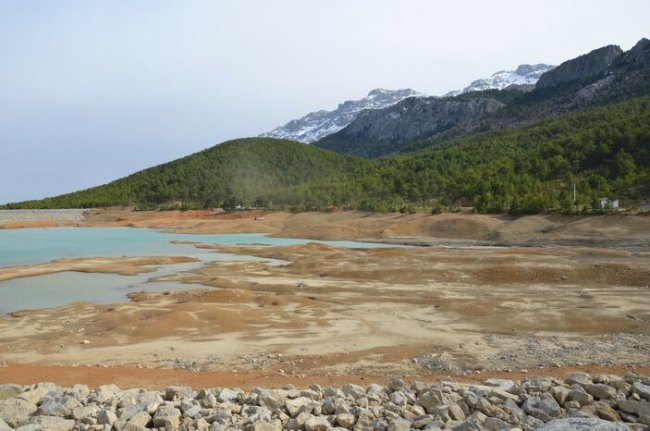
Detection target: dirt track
<box><xmin>0</xmin><ymin>209</ymin><xmax>649</xmax><ymax>388</ymax></box>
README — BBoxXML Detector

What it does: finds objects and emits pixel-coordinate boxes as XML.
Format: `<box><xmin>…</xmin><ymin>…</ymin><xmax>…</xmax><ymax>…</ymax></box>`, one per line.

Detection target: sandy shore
<box><xmin>0</xmin><ymin>209</ymin><xmax>86</xmax><ymax>228</ymax></box>
<box><xmin>0</xmin><ymin>209</ymin><xmax>649</xmax><ymax>387</ymax></box>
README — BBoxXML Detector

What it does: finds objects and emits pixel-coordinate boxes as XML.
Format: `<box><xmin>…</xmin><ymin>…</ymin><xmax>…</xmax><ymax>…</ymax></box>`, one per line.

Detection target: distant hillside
<box><xmin>268</xmin><ymin>97</ymin><xmax>650</xmax><ymax>212</ymax></box>
<box><xmin>5</xmin><ymin>139</ymin><xmax>365</xmax><ymax>209</ymax></box>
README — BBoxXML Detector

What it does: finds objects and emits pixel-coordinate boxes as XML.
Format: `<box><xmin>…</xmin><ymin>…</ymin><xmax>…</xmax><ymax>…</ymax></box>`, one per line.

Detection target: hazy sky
<box><xmin>1</xmin><ymin>0</ymin><xmax>648</xmax><ymax>203</ymax></box>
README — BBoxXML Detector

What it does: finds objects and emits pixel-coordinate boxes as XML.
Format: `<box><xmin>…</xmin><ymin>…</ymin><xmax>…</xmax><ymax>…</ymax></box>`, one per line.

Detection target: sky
<box><xmin>1</xmin><ymin>0</ymin><xmax>649</xmax><ymax>203</ymax></box>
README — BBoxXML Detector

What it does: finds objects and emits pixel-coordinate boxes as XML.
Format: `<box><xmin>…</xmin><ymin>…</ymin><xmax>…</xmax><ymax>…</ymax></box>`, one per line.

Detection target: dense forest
<box><xmin>266</xmin><ymin>97</ymin><xmax>649</xmax><ymax>213</ymax></box>
<box><xmin>4</xmin><ymin>139</ymin><xmax>365</xmax><ymax>210</ymax></box>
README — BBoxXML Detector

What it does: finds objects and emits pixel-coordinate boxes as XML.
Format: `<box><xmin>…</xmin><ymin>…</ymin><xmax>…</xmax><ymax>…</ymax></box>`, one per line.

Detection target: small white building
<box><xmin>599</xmin><ymin>197</ymin><xmax>619</xmax><ymax>209</ymax></box>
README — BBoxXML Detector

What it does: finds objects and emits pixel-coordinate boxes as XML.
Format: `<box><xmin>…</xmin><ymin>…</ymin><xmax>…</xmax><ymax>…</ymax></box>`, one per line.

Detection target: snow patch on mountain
<box><xmin>445</xmin><ymin>64</ymin><xmax>555</xmax><ymax>96</ymax></box>
<box><xmin>260</xmin><ymin>88</ymin><xmax>424</xmax><ymax>143</ymax></box>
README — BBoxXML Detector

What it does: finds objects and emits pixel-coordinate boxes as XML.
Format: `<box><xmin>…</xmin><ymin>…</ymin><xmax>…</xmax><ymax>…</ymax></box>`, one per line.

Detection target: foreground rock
<box><xmin>0</xmin><ymin>373</ymin><xmax>649</xmax><ymax>430</ymax></box>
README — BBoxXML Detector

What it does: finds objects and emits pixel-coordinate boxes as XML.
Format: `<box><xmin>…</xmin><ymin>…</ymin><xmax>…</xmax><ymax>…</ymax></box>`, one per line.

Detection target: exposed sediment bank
<box><xmin>0</xmin><ymin>256</ymin><xmax>197</xmax><ymax>282</ymax></box>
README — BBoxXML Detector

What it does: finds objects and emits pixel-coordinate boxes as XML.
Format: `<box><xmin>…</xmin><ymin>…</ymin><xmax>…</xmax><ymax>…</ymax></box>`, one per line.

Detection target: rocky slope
<box><xmin>446</xmin><ymin>64</ymin><xmax>554</xmax><ymax>96</ymax></box>
<box><xmin>259</xmin><ymin>89</ymin><xmax>424</xmax><ymax>143</ymax></box>
<box><xmin>0</xmin><ymin>372</ymin><xmax>649</xmax><ymax>430</ymax></box>
<box><xmin>260</xmin><ymin>62</ymin><xmax>553</xmax><ymax>145</ymax></box>
<box><xmin>315</xmin><ymin>96</ymin><xmax>504</xmax><ymax>158</ymax></box>
<box><xmin>536</xmin><ymin>45</ymin><xmax>623</xmax><ymax>89</ymax></box>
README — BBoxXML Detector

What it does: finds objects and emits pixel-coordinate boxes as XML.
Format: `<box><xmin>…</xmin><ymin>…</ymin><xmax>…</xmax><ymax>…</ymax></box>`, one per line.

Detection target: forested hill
<box><xmin>6</xmin><ymin>97</ymin><xmax>649</xmax><ymax>213</ymax></box>
<box><xmin>4</xmin><ymin>139</ymin><xmax>366</xmax><ymax>209</ymax></box>
<box><xmin>266</xmin><ymin>97</ymin><xmax>650</xmax><ymax>213</ymax></box>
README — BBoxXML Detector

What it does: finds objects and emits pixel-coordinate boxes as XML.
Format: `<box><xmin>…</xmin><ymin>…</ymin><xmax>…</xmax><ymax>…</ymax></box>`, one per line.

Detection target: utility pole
<box><xmin>573</xmin><ymin>183</ymin><xmax>576</xmax><ymax>207</ymax></box>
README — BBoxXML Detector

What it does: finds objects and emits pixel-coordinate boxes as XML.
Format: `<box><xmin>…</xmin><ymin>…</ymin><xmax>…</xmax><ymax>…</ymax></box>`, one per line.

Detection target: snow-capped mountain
<box><xmin>260</xmin><ymin>88</ymin><xmax>424</xmax><ymax>143</ymax></box>
<box><xmin>445</xmin><ymin>64</ymin><xmax>555</xmax><ymax>96</ymax></box>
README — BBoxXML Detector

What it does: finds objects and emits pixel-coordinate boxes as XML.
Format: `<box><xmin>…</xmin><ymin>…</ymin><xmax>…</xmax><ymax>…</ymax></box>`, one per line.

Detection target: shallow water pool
<box><xmin>0</xmin><ymin>227</ymin><xmax>388</xmax><ymax>313</ymax></box>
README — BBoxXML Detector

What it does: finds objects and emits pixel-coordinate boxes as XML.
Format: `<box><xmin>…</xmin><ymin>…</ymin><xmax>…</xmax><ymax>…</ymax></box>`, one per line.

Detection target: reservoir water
<box><xmin>0</xmin><ymin>227</ymin><xmax>387</xmax><ymax>314</ymax></box>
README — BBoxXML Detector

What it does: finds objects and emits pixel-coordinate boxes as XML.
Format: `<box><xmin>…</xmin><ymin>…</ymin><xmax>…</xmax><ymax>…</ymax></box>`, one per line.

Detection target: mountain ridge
<box><xmin>259</xmin><ymin>88</ymin><xmax>423</xmax><ymax>143</ymax></box>
<box><xmin>315</xmin><ymin>39</ymin><xmax>650</xmax><ymax>159</ymax></box>
<box><xmin>314</xmin><ymin>96</ymin><xmax>505</xmax><ymax>158</ymax></box>
<box><xmin>261</xmin><ymin>64</ymin><xmax>555</xmax><ymax>145</ymax></box>
<box><xmin>445</xmin><ymin>63</ymin><xmax>555</xmax><ymax>96</ymax></box>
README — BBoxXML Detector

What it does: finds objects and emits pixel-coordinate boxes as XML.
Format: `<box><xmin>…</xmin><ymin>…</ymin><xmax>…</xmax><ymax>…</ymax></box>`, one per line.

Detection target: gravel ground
<box><xmin>0</xmin><ymin>209</ymin><xmax>85</xmax><ymax>224</ymax></box>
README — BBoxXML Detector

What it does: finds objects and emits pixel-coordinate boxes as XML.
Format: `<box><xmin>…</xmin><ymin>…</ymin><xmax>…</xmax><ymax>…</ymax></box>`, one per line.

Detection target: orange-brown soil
<box><xmin>1</xmin><ymin>363</ymin><xmax>649</xmax><ymax>391</ymax></box>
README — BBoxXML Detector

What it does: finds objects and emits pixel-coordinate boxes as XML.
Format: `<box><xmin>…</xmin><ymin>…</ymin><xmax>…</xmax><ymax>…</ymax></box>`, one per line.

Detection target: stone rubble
<box><xmin>0</xmin><ymin>372</ymin><xmax>648</xmax><ymax>430</ymax></box>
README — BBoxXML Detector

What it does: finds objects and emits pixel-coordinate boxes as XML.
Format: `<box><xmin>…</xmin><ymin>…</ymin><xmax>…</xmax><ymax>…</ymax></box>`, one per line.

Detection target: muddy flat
<box><xmin>0</xmin><ymin>209</ymin><xmax>649</xmax><ymax>388</ymax></box>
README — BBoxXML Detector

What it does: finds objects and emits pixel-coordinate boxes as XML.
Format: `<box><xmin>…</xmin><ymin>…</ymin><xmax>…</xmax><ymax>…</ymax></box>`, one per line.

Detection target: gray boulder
<box><xmin>72</xmin><ymin>404</ymin><xmax>99</xmax><ymax>421</ymax></box>
<box><xmin>66</xmin><ymin>384</ymin><xmax>90</xmax><ymax>402</ymax></box>
<box><xmin>0</xmin><ymin>398</ymin><xmax>37</xmax><ymax>427</ymax></box>
<box><xmin>37</xmin><ymin>396</ymin><xmax>82</xmax><ymax>417</ymax></box>
<box><xmin>93</xmin><ymin>384</ymin><xmax>120</xmax><ymax>404</ymax></box>
<box><xmin>632</xmin><ymin>382</ymin><xmax>650</xmax><ymax>400</ymax></box>
<box><xmin>0</xmin><ymin>385</ymin><xmax>22</xmax><ymax>401</ymax></box>
<box><xmin>565</xmin><ymin>372</ymin><xmax>593</xmax><ymax>386</ymax></box>
<box><xmin>335</xmin><ymin>412</ymin><xmax>356</xmax><ymax>428</ymax></box>
<box><xmin>97</xmin><ymin>409</ymin><xmax>117</xmax><ymax>426</ymax></box>
<box><xmin>164</xmin><ymin>386</ymin><xmax>194</xmax><ymax>401</ymax></box>
<box><xmin>304</xmin><ymin>415</ymin><xmax>331</xmax><ymax>431</ymax></box>
<box><xmin>537</xmin><ymin>417</ymin><xmax>630</xmax><ymax>430</ymax></box>
<box><xmin>19</xmin><ymin>416</ymin><xmax>74</xmax><ymax>431</ymax></box>
<box><xmin>256</xmin><ymin>389</ymin><xmax>285</xmax><ymax>412</ymax></box>
<box><xmin>152</xmin><ymin>403</ymin><xmax>182</xmax><ymax>429</ymax></box>
<box><xmin>218</xmin><ymin>388</ymin><xmax>242</xmax><ymax>403</ymax></box>
<box><xmin>617</xmin><ymin>399</ymin><xmax>650</xmax><ymax>417</ymax></box>
<box><xmin>285</xmin><ymin>397</ymin><xmax>313</xmax><ymax>417</ymax></box>
<box><xmin>128</xmin><ymin>411</ymin><xmax>152</xmax><ymax>428</ymax></box>
<box><xmin>522</xmin><ymin>394</ymin><xmax>563</xmax><ymax>422</ymax></box>
<box><xmin>387</xmin><ymin>418</ymin><xmax>411</xmax><ymax>431</ymax></box>
<box><xmin>18</xmin><ymin>384</ymin><xmax>55</xmax><ymax>405</ymax></box>
<box><xmin>250</xmin><ymin>420</ymin><xmax>282</xmax><ymax>431</ymax></box>
<box><xmin>584</xmin><ymin>383</ymin><xmax>617</xmax><ymax>400</ymax></box>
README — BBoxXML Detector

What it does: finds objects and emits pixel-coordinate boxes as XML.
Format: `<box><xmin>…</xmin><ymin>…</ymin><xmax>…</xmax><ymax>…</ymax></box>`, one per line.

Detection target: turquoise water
<box><xmin>0</xmin><ymin>271</ymin><xmax>203</xmax><ymax>314</ymax></box>
<box><xmin>0</xmin><ymin>227</ymin><xmax>383</xmax><ymax>268</ymax></box>
<box><xmin>0</xmin><ymin>227</ymin><xmax>388</xmax><ymax>313</ymax></box>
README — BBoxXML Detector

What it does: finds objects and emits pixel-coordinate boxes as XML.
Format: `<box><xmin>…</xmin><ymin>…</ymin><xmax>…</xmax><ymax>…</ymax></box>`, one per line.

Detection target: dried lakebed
<box><xmin>0</xmin><ymin>231</ymin><xmax>647</xmax><ymax>377</ymax></box>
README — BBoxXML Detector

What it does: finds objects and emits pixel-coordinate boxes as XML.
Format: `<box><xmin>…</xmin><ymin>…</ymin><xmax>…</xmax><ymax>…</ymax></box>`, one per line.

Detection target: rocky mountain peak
<box><xmin>445</xmin><ymin>64</ymin><xmax>555</xmax><ymax>96</ymax></box>
<box><xmin>514</xmin><ymin>64</ymin><xmax>551</xmax><ymax>75</ymax></box>
<box><xmin>620</xmin><ymin>38</ymin><xmax>650</xmax><ymax>68</ymax></box>
<box><xmin>260</xmin><ymin>88</ymin><xmax>424</xmax><ymax>143</ymax></box>
<box><xmin>536</xmin><ymin>45</ymin><xmax>624</xmax><ymax>89</ymax></box>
